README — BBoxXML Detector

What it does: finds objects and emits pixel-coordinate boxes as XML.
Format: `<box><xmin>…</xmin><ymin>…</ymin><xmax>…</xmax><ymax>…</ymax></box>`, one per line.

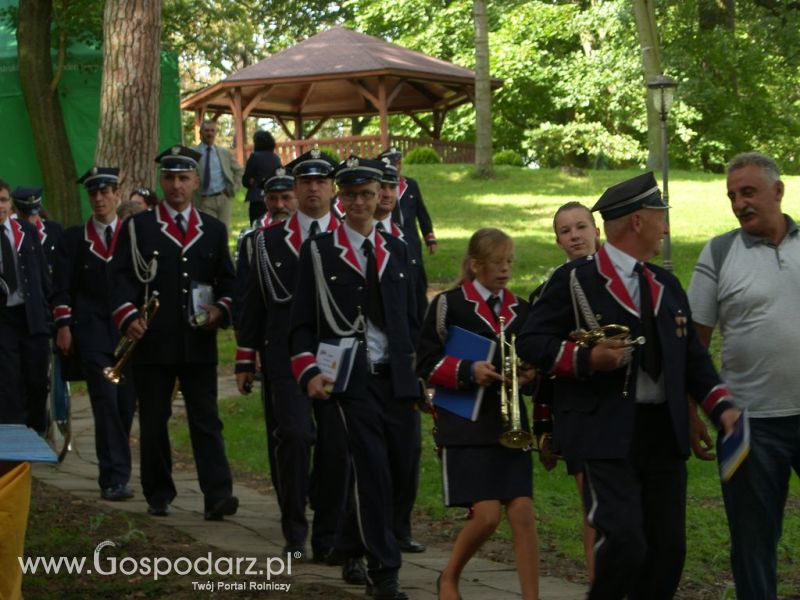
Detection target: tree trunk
<box><xmin>633</xmin><ymin>0</ymin><xmax>664</xmax><ymax>170</ymax></box>
<box><xmin>17</xmin><ymin>0</ymin><xmax>82</xmax><ymax>226</ymax></box>
<box><xmin>473</xmin><ymin>0</ymin><xmax>493</xmax><ymax>178</ymax></box>
<box><xmin>95</xmin><ymin>0</ymin><xmax>162</xmax><ymax>199</ymax></box>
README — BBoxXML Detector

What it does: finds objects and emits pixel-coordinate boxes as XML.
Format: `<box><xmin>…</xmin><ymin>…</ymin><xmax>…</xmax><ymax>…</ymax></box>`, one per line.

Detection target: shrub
<box><xmin>523</xmin><ymin>121</ymin><xmax>646</xmax><ymax>169</ymax></box>
<box><xmin>404</xmin><ymin>146</ymin><xmax>442</xmax><ymax>164</ymax></box>
<box><xmin>493</xmin><ymin>149</ymin><xmax>525</xmax><ymax>166</ymax></box>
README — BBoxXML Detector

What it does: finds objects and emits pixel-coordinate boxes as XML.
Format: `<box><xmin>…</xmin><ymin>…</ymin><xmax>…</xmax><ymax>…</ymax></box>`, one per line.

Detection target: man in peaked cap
<box><xmin>288</xmin><ymin>155</ymin><xmax>419</xmax><ymax>599</ymax></box>
<box><xmin>53</xmin><ymin>166</ymin><xmax>137</xmax><ymax>501</ymax></box>
<box><xmin>377</xmin><ymin>147</ymin><xmax>435</xmax><ymax>323</ymax></box>
<box><xmin>111</xmin><ymin>145</ymin><xmax>238</xmax><ymax>520</ymax></box>
<box><xmin>517</xmin><ymin>172</ymin><xmax>742</xmax><ymax>599</ymax></box>
<box><xmin>0</xmin><ymin>179</ymin><xmax>51</xmax><ymax>433</ymax></box>
<box><xmin>236</xmin><ymin>148</ymin><xmax>356</xmax><ymax>568</ymax></box>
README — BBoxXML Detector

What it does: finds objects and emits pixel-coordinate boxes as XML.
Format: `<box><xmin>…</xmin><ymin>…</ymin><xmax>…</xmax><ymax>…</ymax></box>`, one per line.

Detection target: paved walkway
<box><xmin>32</xmin><ymin>376</ymin><xmax>586</xmax><ymax>599</ymax></box>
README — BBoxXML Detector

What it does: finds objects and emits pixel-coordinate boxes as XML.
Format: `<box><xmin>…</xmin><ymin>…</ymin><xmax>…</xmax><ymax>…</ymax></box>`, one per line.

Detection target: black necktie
<box><xmin>362</xmin><ymin>238</ymin><xmax>385</xmax><ymax>328</ymax></box>
<box><xmin>104</xmin><ymin>225</ymin><xmax>113</xmax><ymax>251</ymax></box>
<box><xmin>375</xmin><ymin>221</ymin><xmax>386</xmax><ymax>232</ymax></box>
<box><xmin>487</xmin><ymin>294</ymin><xmax>500</xmax><ymax>322</ymax></box>
<box><xmin>634</xmin><ymin>263</ymin><xmax>661</xmax><ymax>380</ymax></box>
<box><xmin>203</xmin><ymin>145</ymin><xmax>212</xmax><ymax>192</ymax></box>
<box><xmin>175</xmin><ymin>213</ymin><xmax>186</xmax><ymax>237</ymax></box>
<box><xmin>1</xmin><ymin>224</ymin><xmax>17</xmax><ymax>294</ymax></box>
<box><xmin>309</xmin><ymin>220</ymin><xmax>320</xmax><ymax>237</ymax></box>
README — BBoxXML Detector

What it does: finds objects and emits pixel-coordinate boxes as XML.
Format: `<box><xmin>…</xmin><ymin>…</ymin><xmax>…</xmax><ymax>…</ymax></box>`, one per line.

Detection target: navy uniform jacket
<box><xmin>416</xmin><ymin>281</ymin><xmax>530</xmax><ymax>446</ymax></box>
<box><xmin>2</xmin><ymin>217</ymin><xmax>51</xmax><ymax>335</ymax></box>
<box><xmin>52</xmin><ymin>220</ymin><xmax>124</xmax><ymax>354</ymax></box>
<box><xmin>111</xmin><ymin>203</ymin><xmax>235</xmax><ymax>365</ymax></box>
<box><xmin>232</xmin><ymin>213</ymin><xmax>272</xmax><ymax>331</ymax></box>
<box><xmin>237</xmin><ymin>212</ymin><xmax>340</xmax><ymax>378</ymax></box>
<box><xmin>516</xmin><ymin>245</ymin><xmax>734</xmax><ymax>460</ymax></box>
<box><xmin>34</xmin><ymin>218</ymin><xmax>63</xmax><ymax>274</ymax></box>
<box><xmin>392</xmin><ymin>176</ymin><xmax>435</xmax><ymax>264</ymax></box>
<box><xmin>289</xmin><ymin>226</ymin><xmax>419</xmax><ymax>400</ymax></box>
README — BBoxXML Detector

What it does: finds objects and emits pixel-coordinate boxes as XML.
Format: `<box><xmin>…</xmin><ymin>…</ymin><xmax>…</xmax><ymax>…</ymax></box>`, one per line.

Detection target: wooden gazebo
<box><xmin>180</xmin><ymin>26</ymin><xmax>502</xmax><ymax>164</ymax></box>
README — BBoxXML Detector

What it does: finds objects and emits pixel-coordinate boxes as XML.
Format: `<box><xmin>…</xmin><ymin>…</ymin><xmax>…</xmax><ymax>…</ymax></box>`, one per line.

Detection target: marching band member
<box><xmin>53</xmin><ymin>168</ymin><xmax>136</xmax><ymax>500</ymax></box>
<box><xmin>289</xmin><ymin>156</ymin><xmax>419</xmax><ymax>600</ymax></box>
<box><xmin>417</xmin><ymin>227</ymin><xmax>540</xmax><ymax>600</ymax></box>
<box><xmin>517</xmin><ymin>173</ymin><xmax>741</xmax><ymax>599</ymax></box>
<box><xmin>530</xmin><ymin>201</ymin><xmax>600</xmax><ymax>581</ymax></box>
<box><xmin>0</xmin><ymin>181</ymin><xmax>51</xmax><ymax>433</ymax></box>
<box><xmin>111</xmin><ymin>145</ymin><xmax>237</xmax><ymax>521</ymax></box>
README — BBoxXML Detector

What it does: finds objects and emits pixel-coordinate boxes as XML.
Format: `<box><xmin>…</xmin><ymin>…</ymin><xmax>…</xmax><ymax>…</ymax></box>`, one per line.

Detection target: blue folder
<box><xmin>433</xmin><ymin>326</ymin><xmax>496</xmax><ymax>421</ymax></box>
<box><xmin>719</xmin><ymin>408</ymin><xmax>750</xmax><ymax>482</ymax></box>
<box><xmin>0</xmin><ymin>425</ymin><xmax>59</xmax><ymax>463</ymax></box>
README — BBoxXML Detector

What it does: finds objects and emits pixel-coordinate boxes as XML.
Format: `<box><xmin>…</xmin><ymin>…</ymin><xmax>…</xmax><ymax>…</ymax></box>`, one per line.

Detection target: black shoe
<box><xmin>204</xmin><ymin>496</ymin><xmax>239</xmax><ymax>521</ymax></box>
<box><xmin>283</xmin><ymin>544</ymin><xmax>306</xmax><ymax>560</ymax></box>
<box><xmin>147</xmin><ymin>503</ymin><xmax>170</xmax><ymax>517</ymax></box>
<box><xmin>366</xmin><ymin>578</ymin><xmax>408</xmax><ymax>600</ymax></box>
<box><xmin>396</xmin><ymin>536</ymin><xmax>426</xmax><ymax>553</ymax></box>
<box><xmin>322</xmin><ymin>548</ymin><xmax>345</xmax><ymax>566</ymax></box>
<box><xmin>341</xmin><ymin>557</ymin><xmax>367</xmax><ymax>585</ymax></box>
<box><xmin>101</xmin><ymin>484</ymin><xmax>134</xmax><ymax>501</ymax></box>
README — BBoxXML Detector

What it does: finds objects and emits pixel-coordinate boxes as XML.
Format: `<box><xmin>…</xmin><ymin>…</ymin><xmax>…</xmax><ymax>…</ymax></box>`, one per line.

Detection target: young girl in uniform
<box><xmin>417</xmin><ymin>227</ymin><xmax>540</xmax><ymax>600</ymax></box>
<box><xmin>532</xmin><ymin>201</ymin><xmax>601</xmax><ymax>582</ymax></box>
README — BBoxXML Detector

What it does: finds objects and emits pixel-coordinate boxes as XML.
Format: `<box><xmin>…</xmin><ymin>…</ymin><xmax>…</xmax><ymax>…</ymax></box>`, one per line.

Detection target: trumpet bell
<box><xmin>499</xmin><ymin>429</ymin><xmax>533</xmax><ymax>450</ymax></box>
<box><xmin>102</xmin><ymin>366</ymin><xmax>125</xmax><ymax>385</ymax></box>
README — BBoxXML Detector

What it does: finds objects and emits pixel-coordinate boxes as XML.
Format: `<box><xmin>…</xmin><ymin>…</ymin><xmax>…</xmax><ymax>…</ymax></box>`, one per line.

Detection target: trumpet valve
<box><xmin>102</xmin><ymin>366</ymin><xmax>125</xmax><ymax>385</ymax></box>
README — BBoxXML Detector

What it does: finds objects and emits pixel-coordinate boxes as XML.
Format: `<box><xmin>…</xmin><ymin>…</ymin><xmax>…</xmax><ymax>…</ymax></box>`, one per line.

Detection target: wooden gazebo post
<box><xmin>378</xmin><ymin>76</ymin><xmax>389</xmax><ymax>151</ymax></box>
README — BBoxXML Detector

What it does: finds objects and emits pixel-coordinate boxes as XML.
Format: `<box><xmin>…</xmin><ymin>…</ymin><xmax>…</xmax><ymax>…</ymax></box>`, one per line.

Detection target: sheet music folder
<box><xmin>0</xmin><ymin>425</ymin><xmax>59</xmax><ymax>464</ymax></box>
<box><xmin>433</xmin><ymin>326</ymin><xmax>496</xmax><ymax>422</ymax></box>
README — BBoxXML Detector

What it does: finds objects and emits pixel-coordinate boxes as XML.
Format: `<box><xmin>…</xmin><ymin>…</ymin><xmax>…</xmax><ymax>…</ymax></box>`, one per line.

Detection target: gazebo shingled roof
<box><xmin>181</xmin><ymin>26</ymin><xmax>502</xmax><ymax>164</ymax></box>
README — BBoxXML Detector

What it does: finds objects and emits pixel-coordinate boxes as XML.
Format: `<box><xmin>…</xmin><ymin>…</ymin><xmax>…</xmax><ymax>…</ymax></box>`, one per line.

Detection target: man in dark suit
<box><xmin>289</xmin><ymin>156</ymin><xmax>419</xmax><ymax>600</ymax></box>
<box><xmin>111</xmin><ymin>146</ymin><xmax>238</xmax><ymax>520</ymax></box>
<box><xmin>53</xmin><ymin>167</ymin><xmax>136</xmax><ymax>501</ymax></box>
<box><xmin>0</xmin><ymin>180</ymin><xmax>51</xmax><ymax>433</ymax></box>
<box><xmin>517</xmin><ymin>172</ymin><xmax>742</xmax><ymax>600</ymax></box>
<box><xmin>378</xmin><ymin>147</ymin><xmax>436</xmax><ymax>319</ymax></box>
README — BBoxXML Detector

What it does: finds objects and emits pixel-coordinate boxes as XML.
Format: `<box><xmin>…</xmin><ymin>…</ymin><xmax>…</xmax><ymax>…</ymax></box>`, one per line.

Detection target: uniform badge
<box><xmin>675</xmin><ymin>310</ymin><xmax>687</xmax><ymax>338</ymax></box>
<box><xmin>311</xmin><ymin>146</ymin><xmax>321</xmax><ymax>159</ymax></box>
<box><xmin>276</xmin><ymin>168</ymin><xmax>286</xmax><ymax>177</ymax></box>
<box><xmin>346</xmin><ymin>157</ymin><xmax>359</xmax><ymax>168</ymax></box>
<box><xmin>91</xmin><ymin>166</ymin><xmax>98</xmax><ymax>175</ymax></box>
<box><xmin>171</xmin><ymin>146</ymin><xmax>181</xmax><ymax>155</ymax></box>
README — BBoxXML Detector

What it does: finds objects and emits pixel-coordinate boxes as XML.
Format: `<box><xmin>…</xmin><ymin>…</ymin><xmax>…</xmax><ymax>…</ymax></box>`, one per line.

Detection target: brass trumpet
<box><xmin>570</xmin><ymin>324</ymin><xmax>645</xmax><ymax>348</ymax></box>
<box><xmin>498</xmin><ymin>315</ymin><xmax>534</xmax><ymax>449</ymax></box>
<box><xmin>103</xmin><ymin>295</ymin><xmax>160</xmax><ymax>385</ymax></box>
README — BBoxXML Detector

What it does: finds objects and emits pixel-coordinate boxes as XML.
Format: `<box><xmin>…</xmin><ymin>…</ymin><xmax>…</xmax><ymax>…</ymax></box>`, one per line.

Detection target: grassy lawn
<box><xmin>178</xmin><ymin>166</ymin><xmax>800</xmax><ymax>597</ymax></box>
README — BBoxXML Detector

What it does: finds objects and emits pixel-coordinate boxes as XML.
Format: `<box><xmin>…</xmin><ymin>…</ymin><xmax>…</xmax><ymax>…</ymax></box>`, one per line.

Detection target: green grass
<box><xmin>195</xmin><ymin>166</ymin><xmax>800</xmax><ymax>597</ymax></box>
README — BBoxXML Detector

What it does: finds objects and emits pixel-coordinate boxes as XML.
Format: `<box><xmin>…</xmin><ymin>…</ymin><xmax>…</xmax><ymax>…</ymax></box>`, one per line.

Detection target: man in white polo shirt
<box><xmin>688</xmin><ymin>151</ymin><xmax>800</xmax><ymax>600</ymax></box>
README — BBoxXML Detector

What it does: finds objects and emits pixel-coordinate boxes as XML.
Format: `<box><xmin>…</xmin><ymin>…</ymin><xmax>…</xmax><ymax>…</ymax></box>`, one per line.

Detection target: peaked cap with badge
<box><xmin>285</xmin><ymin>147</ymin><xmax>337</xmax><ymax>178</ymax></box>
<box><xmin>155</xmin><ymin>146</ymin><xmax>202</xmax><ymax>172</ymax></box>
<box><xmin>591</xmin><ymin>172</ymin><xmax>669</xmax><ymax>221</ymax></box>
<box><xmin>334</xmin><ymin>156</ymin><xmax>385</xmax><ymax>187</ymax></box>
<box><xmin>11</xmin><ymin>186</ymin><xmax>43</xmax><ymax>215</ymax></box>
<box><xmin>78</xmin><ymin>167</ymin><xmax>120</xmax><ymax>192</ymax></box>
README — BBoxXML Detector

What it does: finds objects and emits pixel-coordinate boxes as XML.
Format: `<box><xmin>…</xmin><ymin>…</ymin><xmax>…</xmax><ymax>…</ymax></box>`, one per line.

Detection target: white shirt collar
<box><xmin>603</xmin><ymin>241</ymin><xmax>640</xmax><ymax>277</ymax></box>
<box><xmin>374</xmin><ymin>216</ymin><xmax>393</xmax><ymax>232</ymax></box>
<box><xmin>342</xmin><ymin>221</ymin><xmax>376</xmax><ymax>252</ymax></box>
<box><xmin>92</xmin><ymin>216</ymin><xmax>118</xmax><ymax>240</ymax></box>
<box><xmin>471</xmin><ymin>279</ymin><xmax>503</xmax><ymax>304</ymax></box>
<box><xmin>296</xmin><ymin>211</ymin><xmax>331</xmax><ymax>240</ymax></box>
<box><xmin>164</xmin><ymin>203</ymin><xmax>192</xmax><ymax>222</ymax></box>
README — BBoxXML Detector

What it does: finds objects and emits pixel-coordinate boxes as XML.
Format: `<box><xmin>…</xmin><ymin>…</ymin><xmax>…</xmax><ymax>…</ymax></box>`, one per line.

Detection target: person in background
<box><xmin>530</xmin><ymin>201</ymin><xmax>599</xmax><ymax>583</ymax></box>
<box><xmin>129</xmin><ymin>187</ymin><xmax>158</xmax><ymax>211</ymax></box>
<box><xmin>242</xmin><ymin>130</ymin><xmax>282</xmax><ymax>225</ymax></box>
<box><xmin>0</xmin><ymin>181</ymin><xmax>51</xmax><ymax>433</ymax></box>
<box><xmin>193</xmin><ymin>120</ymin><xmax>244</xmax><ymax>234</ymax></box>
<box><xmin>377</xmin><ymin>147</ymin><xmax>437</xmax><ymax>321</ymax></box>
<box><xmin>417</xmin><ymin>228</ymin><xmax>540</xmax><ymax>600</ymax></box>
<box><xmin>688</xmin><ymin>151</ymin><xmax>800</xmax><ymax>600</ymax></box>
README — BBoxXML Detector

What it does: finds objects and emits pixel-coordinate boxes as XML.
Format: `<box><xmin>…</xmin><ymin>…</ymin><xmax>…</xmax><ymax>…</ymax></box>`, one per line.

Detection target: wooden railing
<box><xmin>273</xmin><ymin>135</ymin><xmax>474</xmax><ymax>164</ymax></box>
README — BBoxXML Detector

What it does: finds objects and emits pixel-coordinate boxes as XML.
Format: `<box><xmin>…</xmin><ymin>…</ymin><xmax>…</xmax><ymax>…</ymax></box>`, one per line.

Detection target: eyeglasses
<box><xmin>340</xmin><ymin>190</ymin><xmax>377</xmax><ymax>202</ymax></box>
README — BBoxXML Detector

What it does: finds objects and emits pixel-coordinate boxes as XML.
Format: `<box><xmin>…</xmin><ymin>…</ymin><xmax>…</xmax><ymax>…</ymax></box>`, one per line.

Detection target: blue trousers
<box><xmin>721</xmin><ymin>415</ymin><xmax>800</xmax><ymax>600</ymax></box>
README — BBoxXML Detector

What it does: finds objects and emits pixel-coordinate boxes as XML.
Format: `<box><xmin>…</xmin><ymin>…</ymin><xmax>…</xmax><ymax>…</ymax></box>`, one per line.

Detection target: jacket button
<box><xmin>182</xmin><ymin>289</ymin><xmax>187</xmax><ymax>293</ymax></box>
<box><xmin>182</xmin><ymin>257</ymin><xmax>188</xmax><ymax>263</ymax></box>
<box><xmin>357</xmin><ymin>286</ymin><xmax>363</xmax><ymax>291</ymax></box>
<box><xmin>182</xmin><ymin>272</ymin><xmax>188</xmax><ymax>277</ymax></box>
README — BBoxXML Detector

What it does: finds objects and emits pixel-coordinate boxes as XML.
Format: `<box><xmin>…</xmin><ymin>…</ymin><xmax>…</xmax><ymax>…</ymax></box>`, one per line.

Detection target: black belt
<box><xmin>368</xmin><ymin>362</ymin><xmax>391</xmax><ymax>378</ymax></box>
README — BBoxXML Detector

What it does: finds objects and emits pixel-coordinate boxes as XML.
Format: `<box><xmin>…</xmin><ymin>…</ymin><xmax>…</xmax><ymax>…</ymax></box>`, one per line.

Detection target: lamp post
<box><xmin>647</xmin><ymin>74</ymin><xmax>678</xmax><ymax>272</ymax></box>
